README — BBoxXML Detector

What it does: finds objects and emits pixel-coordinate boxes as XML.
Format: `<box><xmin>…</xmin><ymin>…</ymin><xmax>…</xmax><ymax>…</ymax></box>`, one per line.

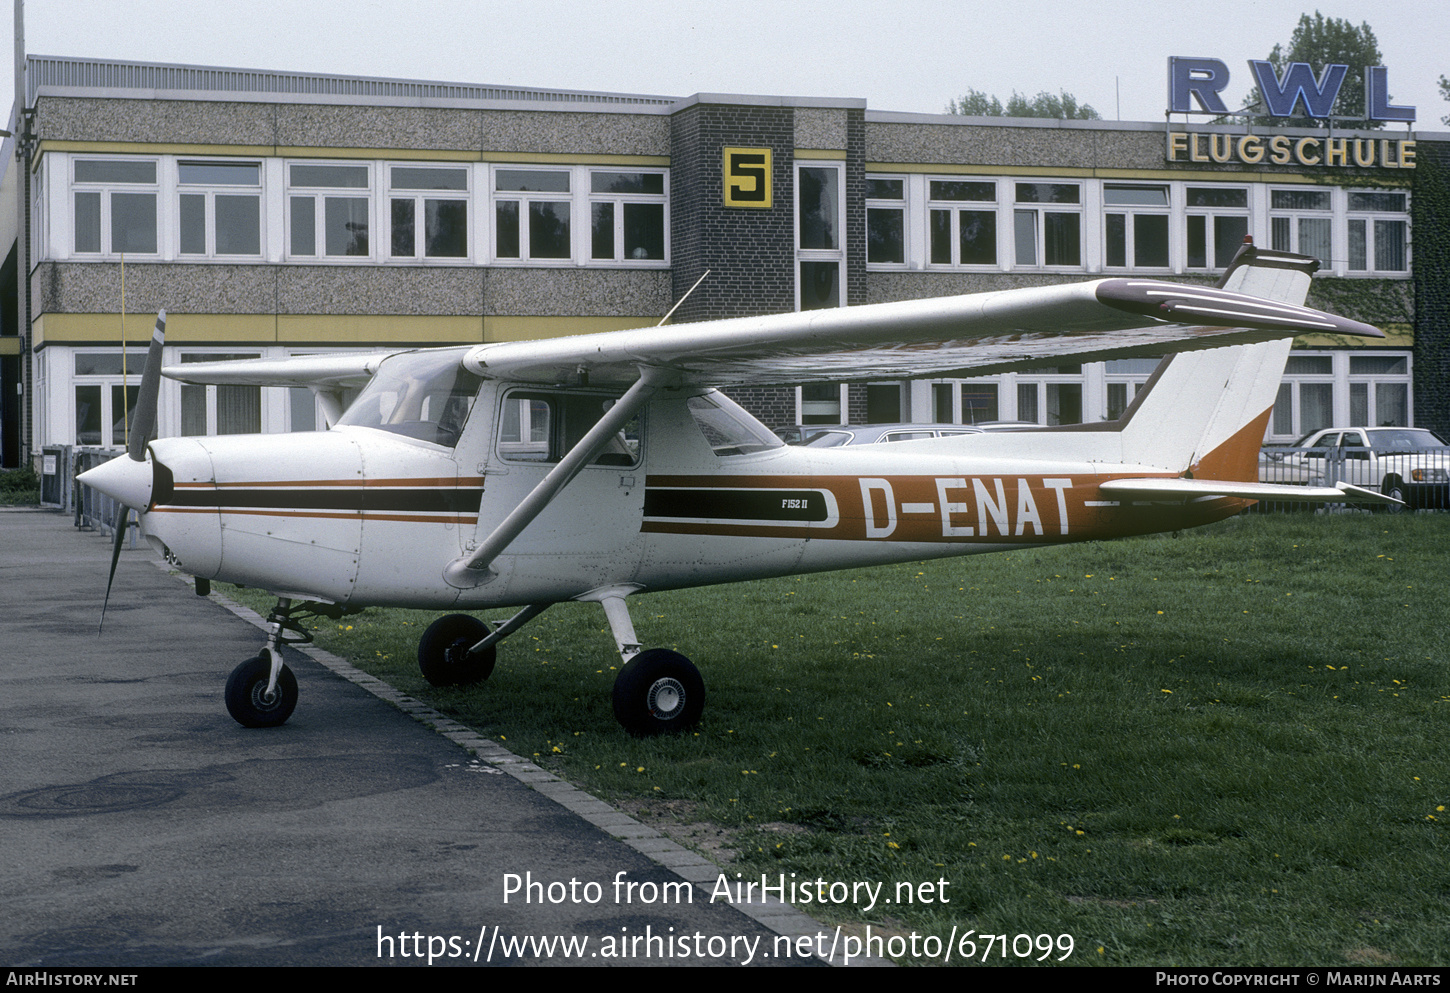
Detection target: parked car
<box><xmin>1260</xmin><ymin>426</ymin><xmax>1450</xmax><ymax>510</ymax></box>
<box><xmin>772</xmin><ymin>425</ymin><xmax>823</xmax><ymax>445</ymax></box>
<box><xmin>800</xmin><ymin>423</ymin><xmax>985</xmax><ymax>447</ymax></box>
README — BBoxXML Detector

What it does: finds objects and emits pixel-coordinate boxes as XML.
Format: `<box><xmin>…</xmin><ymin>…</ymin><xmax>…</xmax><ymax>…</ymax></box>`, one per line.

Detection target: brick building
<box><xmin>2</xmin><ymin>55</ymin><xmax>1445</xmax><ymax>468</ymax></box>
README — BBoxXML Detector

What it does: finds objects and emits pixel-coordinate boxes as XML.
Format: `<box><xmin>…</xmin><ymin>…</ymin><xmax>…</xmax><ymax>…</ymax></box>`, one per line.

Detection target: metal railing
<box><xmin>1256</xmin><ymin>445</ymin><xmax>1450</xmax><ymax>513</ymax></box>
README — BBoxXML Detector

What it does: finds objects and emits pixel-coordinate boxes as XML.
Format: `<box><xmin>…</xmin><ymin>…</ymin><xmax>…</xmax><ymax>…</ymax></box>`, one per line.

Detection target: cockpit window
<box><xmin>336</xmin><ymin>349</ymin><xmax>480</xmax><ymax>447</ymax></box>
<box><xmin>687</xmin><ymin>392</ymin><xmax>784</xmax><ymax>456</ymax></box>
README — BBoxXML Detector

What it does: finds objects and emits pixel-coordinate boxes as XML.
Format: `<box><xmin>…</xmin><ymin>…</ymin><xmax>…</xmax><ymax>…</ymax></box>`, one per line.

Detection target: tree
<box><xmin>1245</xmin><ymin>11</ymin><xmax>1385</xmax><ymax>128</ymax></box>
<box><xmin>947</xmin><ymin>88</ymin><xmax>1099</xmax><ymax>120</ymax></box>
<box><xmin>1440</xmin><ymin>75</ymin><xmax>1450</xmax><ymax>127</ymax></box>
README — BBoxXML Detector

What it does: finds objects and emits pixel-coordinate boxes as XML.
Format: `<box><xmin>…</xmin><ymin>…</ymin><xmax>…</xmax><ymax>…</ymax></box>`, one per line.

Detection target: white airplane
<box><xmin>79</xmin><ymin>242</ymin><xmax>1394</xmax><ymax>735</ymax></box>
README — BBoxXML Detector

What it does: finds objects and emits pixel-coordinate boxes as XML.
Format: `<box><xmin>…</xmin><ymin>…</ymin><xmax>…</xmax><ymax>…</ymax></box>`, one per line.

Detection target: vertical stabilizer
<box><xmin>1118</xmin><ymin>243</ymin><xmax>1319</xmax><ymax>480</ymax></box>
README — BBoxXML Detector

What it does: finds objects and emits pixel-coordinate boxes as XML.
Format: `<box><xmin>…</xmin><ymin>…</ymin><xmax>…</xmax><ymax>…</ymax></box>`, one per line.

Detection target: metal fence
<box><xmin>1256</xmin><ymin>445</ymin><xmax>1450</xmax><ymax>513</ymax></box>
<box><xmin>48</xmin><ymin>446</ymin><xmax>145</xmax><ymax>543</ymax></box>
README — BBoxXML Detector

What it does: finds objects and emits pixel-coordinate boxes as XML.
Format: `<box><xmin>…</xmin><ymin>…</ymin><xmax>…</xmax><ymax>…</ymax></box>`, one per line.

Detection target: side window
<box><xmin>178</xmin><ymin>352</ymin><xmax>263</xmax><ymax>436</ymax></box>
<box><xmin>497</xmin><ymin>391</ymin><xmax>641</xmax><ymax>466</ymax></box>
<box><xmin>389</xmin><ymin>165</ymin><xmax>469</xmax><ymax>260</ymax></box>
<box><xmin>589</xmin><ymin>171</ymin><xmax>666</xmax><ymax>262</ymax></box>
<box><xmin>1014</xmin><ymin>182</ymin><xmax>1081</xmax><ymax>268</ymax></box>
<box><xmin>73</xmin><ymin>159</ymin><xmax>158</xmax><ymax>256</ymax></box>
<box><xmin>1185</xmin><ymin>187</ymin><xmax>1249</xmax><ymax>270</ymax></box>
<box><xmin>178</xmin><ymin>161</ymin><xmax>262</xmax><ymax>257</ymax></box>
<box><xmin>1103</xmin><ymin>183</ymin><xmax>1169</xmax><ymax>269</ymax></box>
<box><xmin>494</xmin><ymin>169</ymin><xmax>572</xmax><ymax>261</ymax></box>
<box><xmin>288</xmin><ymin>163</ymin><xmax>372</xmax><ymax>259</ymax></box>
<box><xmin>865</xmin><ymin>176</ymin><xmax>906</xmax><ymax>266</ymax></box>
<box><xmin>928</xmin><ymin>179</ymin><xmax>997</xmax><ymax>267</ymax></box>
<box><xmin>1347</xmin><ymin>191</ymin><xmax>1408</xmax><ymax>274</ymax></box>
<box><xmin>1269</xmin><ymin>188</ymin><xmax>1331</xmax><ymax>267</ymax></box>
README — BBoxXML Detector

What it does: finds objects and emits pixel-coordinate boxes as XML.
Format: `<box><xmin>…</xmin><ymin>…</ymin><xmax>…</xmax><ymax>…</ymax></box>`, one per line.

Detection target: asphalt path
<box><xmin>0</xmin><ymin>507</ymin><xmax>825</xmax><ymax>967</ymax></box>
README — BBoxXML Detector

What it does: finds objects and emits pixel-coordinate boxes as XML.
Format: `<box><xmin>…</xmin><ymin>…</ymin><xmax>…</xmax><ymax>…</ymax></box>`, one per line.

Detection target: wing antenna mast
<box><xmin>656</xmin><ymin>270</ymin><xmax>709</xmax><ymax>327</ymax></box>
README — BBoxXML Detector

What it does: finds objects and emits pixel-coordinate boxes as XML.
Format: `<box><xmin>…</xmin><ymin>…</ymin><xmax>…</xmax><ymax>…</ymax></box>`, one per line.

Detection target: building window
<box><xmin>797</xmin><ymin>163</ymin><xmax>845</xmax><ymax>311</ymax></box>
<box><xmin>1186</xmin><ymin>187</ymin><xmax>1249</xmax><ymax>270</ymax></box>
<box><xmin>179</xmin><ymin>353</ymin><xmax>263</xmax><ymax>436</ymax></box>
<box><xmin>1272</xmin><ymin>353</ymin><xmax>1334</xmax><ymax>439</ymax></box>
<box><xmin>590</xmin><ymin>171</ymin><xmax>666</xmax><ymax>262</ymax></box>
<box><xmin>494</xmin><ymin>168</ymin><xmax>571</xmax><ymax>261</ymax></box>
<box><xmin>928</xmin><ymin>179</ymin><xmax>997</xmax><ymax>267</ymax></box>
<box><xmin>178</xmin><ymin>160</ymin><xmax>262</xmax><ymax>258</ymax></box>
<box><xmin>389</xmin><ymin>165</ymin><xmax>469</xmax><ymax>260</ymax></box>
<box><xmin>1347</xmin><ymin>191</ymin><xmax>1408</xmax><ymax>274</ymax></box>
<box><xmin>961</xmin><ymin>381</ymin><xmax>999</xmax><ymax>424</ymax></box>
<box><xmin>72</xmin><ymin>158</ymin><xmax>158</xmax><ymax>256</ymax></box>
<box><xmin>1013</xmin><ymin>183</ymin><xmax>1080</xmax><ymax>268</ymax></box>
<box><xmin>799</xmin><ymin>382</ymin><xmax>845</xmax><ymax>424</ymax></box>
<box><xmin>1104</xmin><ymin>358</ymin><xmax>1160</xmax><ymax>419</ymax></box>
<box><xmin>1104</xmin><ymin>184</ymin><xmax>1169</xmax><ymax>269</ymax></box>
<box><xmin>288</xmin><ymin>163</ymin><xmax>372</xmax><ymax>259</ymax></box>
<box><xmin>865</xmin><ymin>176</ymin><xmax>906</xmax><ymax>265</ymax></box>
<box><xmin>72</xmin><ymin>350</ymin><xmax>147</xmax><ymax>447</ymax></box>
<box><xmin>1016</xmin><ymin>365</ymin><xmax>1084</xmax><ymax>425</ymax></box>
<box><xmin>1348</xmin><ymin>353</ymin><xmax>1410</xmax><ymax>426</ymax></box>
<box><xmin>1269</xmin><ymin>188</ymin><xmax>1331</xmax><ymax>267</ymax></box>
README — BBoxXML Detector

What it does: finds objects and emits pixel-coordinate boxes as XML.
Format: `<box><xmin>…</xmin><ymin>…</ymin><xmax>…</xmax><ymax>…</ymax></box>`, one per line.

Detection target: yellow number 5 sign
<box><xmin>723</xmin><ymin>147</ymin><xmax>772</xmax><ymax>208</ymax></box>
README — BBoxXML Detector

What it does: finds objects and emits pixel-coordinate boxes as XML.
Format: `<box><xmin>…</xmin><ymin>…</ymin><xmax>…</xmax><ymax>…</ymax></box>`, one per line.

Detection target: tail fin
<box><xmin>1117</xmin><ymin>242</ymin><xmax>1320</xmax><ymax>481</ymax></box>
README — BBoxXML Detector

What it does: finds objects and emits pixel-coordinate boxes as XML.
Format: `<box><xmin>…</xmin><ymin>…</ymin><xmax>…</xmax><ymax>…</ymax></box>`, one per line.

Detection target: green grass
<box><xmin>226</xmin><ymin>513</ymin><xmax>1448</xmax><ymax>966</ymax></box>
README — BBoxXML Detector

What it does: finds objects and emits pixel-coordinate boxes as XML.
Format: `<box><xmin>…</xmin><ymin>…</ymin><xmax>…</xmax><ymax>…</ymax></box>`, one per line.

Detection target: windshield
<box><xmin>336</xmin><ymin>348</ymin><xmax>480</xmax><ymax>447</ymax></box>
<box><xmin>1364</xmin><ymin>428</ymin><xmax>1447</xmax><ymax>450</ymax></box>
<box><xmin>687</xmin><ymin>392</ymin><xmax>783</xmax><ymax>456</ymax></box>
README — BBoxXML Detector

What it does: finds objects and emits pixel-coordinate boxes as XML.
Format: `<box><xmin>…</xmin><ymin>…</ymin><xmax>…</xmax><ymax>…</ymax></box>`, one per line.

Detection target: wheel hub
<box><xmin>647</xmin><ymin>677</ymin><xmax>685</xmax><ymax>720</ymax></box>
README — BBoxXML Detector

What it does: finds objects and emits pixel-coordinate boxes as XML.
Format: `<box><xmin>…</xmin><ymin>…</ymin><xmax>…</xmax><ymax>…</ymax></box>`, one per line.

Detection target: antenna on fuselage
<box><xmin>657</xmin><ymin>269</ymin><xmax>710</xmax><ymax>327</ymax></box>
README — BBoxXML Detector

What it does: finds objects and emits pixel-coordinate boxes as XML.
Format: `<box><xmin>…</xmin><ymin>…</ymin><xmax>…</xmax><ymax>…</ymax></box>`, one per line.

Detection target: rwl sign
<box><xmin>1166</xmin><ymin>57</ymin><xmax>1416</xmax><ymax>170</ymax></box>
<box><xmin>1168</xmin><ymin>56</ymin><xmax>1416</xmax><ymax>124</ymax></box>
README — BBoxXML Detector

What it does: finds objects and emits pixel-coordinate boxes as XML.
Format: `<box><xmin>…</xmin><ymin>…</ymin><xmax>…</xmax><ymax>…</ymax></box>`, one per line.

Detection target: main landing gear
<box><xmin>414</xmin><ymin>589</ymin><xmax>704</xmax><ymax>736</ymax></box>
<box><xmin>224</xmin><ymin>597</ymin><xmax>357</xmax><ymax>728</ymax></box>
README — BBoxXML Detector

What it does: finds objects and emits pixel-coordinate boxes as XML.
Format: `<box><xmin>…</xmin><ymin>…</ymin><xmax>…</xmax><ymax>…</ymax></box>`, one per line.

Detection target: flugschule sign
<box><xmin>1166</xmin><ymin>57</ymin><xmax>1417</xmax><ymax>170</ymax></box>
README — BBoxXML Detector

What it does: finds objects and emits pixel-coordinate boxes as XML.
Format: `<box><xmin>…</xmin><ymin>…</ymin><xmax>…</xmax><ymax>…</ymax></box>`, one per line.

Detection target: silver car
<box><xmin>800</xmin><ymin>423</ymin><xmax>985</xmax><ymax>447</ymax></box>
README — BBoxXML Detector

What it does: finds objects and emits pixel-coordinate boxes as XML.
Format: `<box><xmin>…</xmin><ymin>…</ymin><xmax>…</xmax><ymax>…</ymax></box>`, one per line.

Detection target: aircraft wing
<box><xmin>162</xmin><ymin>276</ymin><xmax>1380</xmax><ymax>391</ymax></box>
<box><xmin>460</xmin><ymin>278</ymin><xmax>1381</xmax><ymax>388</ymax></box>
<box><xmin>163</xmin><ymin>350</ymin><xmax>394</xmax><ymax>388</ymax></box>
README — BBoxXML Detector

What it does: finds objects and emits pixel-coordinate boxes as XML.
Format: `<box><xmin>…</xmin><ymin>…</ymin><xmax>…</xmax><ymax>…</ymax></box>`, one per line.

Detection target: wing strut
<box><xmin>442</xmin><ymin>366</ymin><xmax>675</xmax><ymax>590</ymax></box>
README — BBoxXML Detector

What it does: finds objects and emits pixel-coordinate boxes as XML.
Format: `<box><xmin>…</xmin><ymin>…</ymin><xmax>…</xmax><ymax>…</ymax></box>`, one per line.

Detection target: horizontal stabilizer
<box><xmin>1097</xmin><ymin>477</ymin><xmax>1400</xmax><ymax>506</ymax></box>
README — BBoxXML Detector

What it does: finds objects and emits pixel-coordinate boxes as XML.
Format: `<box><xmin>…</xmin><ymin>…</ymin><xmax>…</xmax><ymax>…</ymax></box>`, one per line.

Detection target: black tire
<box><xmin>612</xmin><ymin>648</ymin><xmax>704</xmax><ymax>736</ymax></box>
<box><xmin>418</xmin><ymin>614</ymin><xmax>496</xmax><ymax>686</ymax></box>
<box><xmin>1381</xmin><ymin>477</ymin><xmax>1407</xmax><ymax>514</ymax></box>
<box><xmin>225</xmin><ymin>653</ymin><xmax>298</xmax><ymax>728</ymax></box>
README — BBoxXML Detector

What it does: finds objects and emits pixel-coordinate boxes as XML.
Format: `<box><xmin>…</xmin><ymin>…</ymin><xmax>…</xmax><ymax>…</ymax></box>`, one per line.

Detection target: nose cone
<box><xmin>78</xmin><ymin>454</ymin><xmax>154</xmax><ymax>510</ymax></box>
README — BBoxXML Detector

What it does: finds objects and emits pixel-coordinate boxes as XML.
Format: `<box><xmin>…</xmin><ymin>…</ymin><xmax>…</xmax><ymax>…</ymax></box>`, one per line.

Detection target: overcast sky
<box><xmin>0</xmin><ymin>0</ymin><xmax>1445</xmax><ymax>128</ymax></box>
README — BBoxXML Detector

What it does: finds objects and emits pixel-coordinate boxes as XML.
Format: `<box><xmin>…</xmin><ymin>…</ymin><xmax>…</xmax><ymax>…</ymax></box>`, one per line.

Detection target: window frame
<box><xmin>864</xmin><ymin>174</ymin><xmax>908</xmax><ymax>269</ymax></box>
<box><xmin>1184</xmin><ymin>185</ymin><xmax>1250</xmax><ymax>271</ymax></box>
<box><xmin>795</xmin><ymin>160</ymin><xmax>847</xmax><ymax>311</ymax></box>
<box><xmin>70</xmin><ymin>156</ymin><xmax>161</xmax><ymax>258</ymax></box>
<box><xmin>924</xmin><ymin>177</ymin><xmax>1000</xmax><ymax>269</ymax></box>
<box><xmin>386</xmin><ymin>163</ymin><xmax>471</xmax><ymax>263</ymax></box>
<box><xmin>1102</xmin><ymin>183</ymin><xmax>1172</xmax><ymax>271</ymax></box>
<box><xmin>176</xmin><ymin>159</ymin><xmax>264</xmax><ymax>260</ymax></box>
<box><xmin>285</xmin><ymin>161</ymin><xmax>375</xmax><ymax>262</ymax></box>
<box><xmin>587</xmin><ymin>168</ymin><xmax>669</xmax><ymax>266</ymax></box>
<box><xmin>1268</xmin><ymin>186</ymin><xmax>1333</xmax><ymax>268</ymax></box>
<box><xmin>1346</xmin><ymin>190</ymin><xmax>1409</xmax><ymax>275</ymax></box>
<box><xmin>490</xmin><ymin>165</ymin><xmax>575</xmax><ymax>264</ymax></box>
<box><xmin>1012</xmin><ymin>181</ymin><xmax>1083</xmax><ymax>270</ymax></box>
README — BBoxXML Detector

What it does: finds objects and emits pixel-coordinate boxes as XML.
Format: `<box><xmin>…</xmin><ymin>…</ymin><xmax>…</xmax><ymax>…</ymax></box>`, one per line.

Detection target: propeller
<box><xmin>84</xmin><ymin>311</ymin><xmax>166</xmax><ymax>633</ymax></box>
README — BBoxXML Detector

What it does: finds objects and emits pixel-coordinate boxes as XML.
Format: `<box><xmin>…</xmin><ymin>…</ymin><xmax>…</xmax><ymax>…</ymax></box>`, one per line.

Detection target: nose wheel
<box><xmin>225</xmin><ymin>651</ymin><xmax>298</xmax><ymax>728</ymax></box>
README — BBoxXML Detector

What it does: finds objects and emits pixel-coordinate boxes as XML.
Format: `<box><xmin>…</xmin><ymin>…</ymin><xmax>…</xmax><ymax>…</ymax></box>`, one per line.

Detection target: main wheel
<box><xmin>418</xmin><ymin>614</ymin><xmax>496</xmax><ymax>686</ymax></box>
<box><xmin>612</xmin><ymin>648</ymin><xmax>704</xmax><ymax>736</ymax></box>
<box><xmin>225</xmin><ymin>652</ymin><xmax>298</xmax><ymax>728</ymax></box>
